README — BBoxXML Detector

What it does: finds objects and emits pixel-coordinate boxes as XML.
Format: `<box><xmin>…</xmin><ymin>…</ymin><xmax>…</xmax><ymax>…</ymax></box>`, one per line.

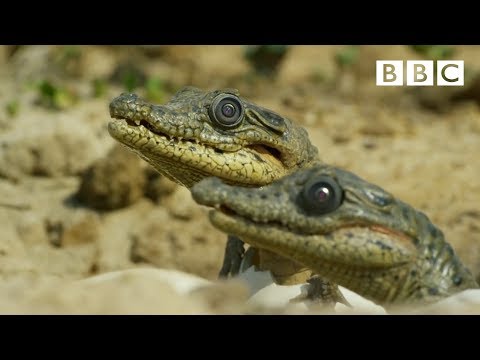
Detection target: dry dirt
<box><xmin>1</xmin><ymin>45</ymin><xmax>480</xmax><ymax>314</ymax></box>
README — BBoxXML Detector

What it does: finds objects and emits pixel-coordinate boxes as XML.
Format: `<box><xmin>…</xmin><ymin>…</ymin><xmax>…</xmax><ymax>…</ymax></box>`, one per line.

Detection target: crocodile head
<box><xmin>108</xmin><ymin>86</ymin><xmax>318</xmax><ymax>188</ymax></box>
<box><xmin>191</xmin><ymin>164</ymin><xmax>478</xmax><ymax>305</ymax></box>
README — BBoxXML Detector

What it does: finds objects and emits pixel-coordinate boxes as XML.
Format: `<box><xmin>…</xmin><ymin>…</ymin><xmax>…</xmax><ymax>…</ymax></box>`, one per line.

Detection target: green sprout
<box><xmin>36</xmin><ymin>80</ymin><xmax>77</xmax><ymax>110</ymax></box>
<box><xmin>335</xmin><ymin>46</ymin><xmax>359</xmax><ymax>69</ymax></box>
<box><xmin>410</xmin><ymin>45</ymin><xmax>455</xmax><ymax>60</ymax></box>
<box><xmin>109</xmin><ymin>63</ymin><xmax>148</xmax><ymax>93</ymax></box>
<box><xmin>145</xmin><ymin>77</ymin><xmax>165</xmax><ymax>103</ymax></box>
<box><xmin>5</xmin><ymin>100</ymin><xmax>19</xmax><ymax>117</ymax></box>
<box><xmin>243</xmin><ymin>45</ymin><xmax>290</xmax><ymax>77</ymax></box>
<box><xmin>123</xmin><ymin>71</ymin><xmax>139</xmax><ymax>92</ymax></box>
<box><xmin>92</xmin><ymin>78</ymin><xmax>107</xmax><ymax>98</ymax></box>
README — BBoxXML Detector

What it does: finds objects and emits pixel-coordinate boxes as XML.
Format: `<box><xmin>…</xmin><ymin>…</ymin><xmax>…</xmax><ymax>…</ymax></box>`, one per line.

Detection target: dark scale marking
<box><xmin>374</xmin><ymin>240</ymin><xmax>393</xmax><ymax>251</ymax></box>
<box><xmin>428</xmin><ymin>243</ymin><xmax>438</xmax><ymax>257</ymax></box>
<box><xmin>445</xmin><ymin>244</ymin><xmax>454</xmax><ymax>257</ymax></box>
<box><xmin>427</xmin><ymin>222</ymin><xmax>441</xmax><ymax>239</ymax></box>
<box><xmin>153</xmin><ymin>107</ymin><xmax>165</xmax><ymax>116</ymax></box>
<box><xmin>428</xmin><ymin>287</ymin><xmax>439</xmax><ymax>296</ymax></box>
<box><xmin>453</xmin><ymin>275</ymin><xmax>463</xmax><ymax>286</ymax></box>
<box><xmin>253</xmin><ymin>153</ymin><xmax>265</xmax><ymax>163</ymax></box>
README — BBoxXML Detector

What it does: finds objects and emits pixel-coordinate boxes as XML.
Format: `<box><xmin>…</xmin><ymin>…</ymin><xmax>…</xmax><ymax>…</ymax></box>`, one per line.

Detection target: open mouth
<box><xmin>219</xmin><ymin>204</ymin><xmax>236</xmax><ymax>216</ymax></box>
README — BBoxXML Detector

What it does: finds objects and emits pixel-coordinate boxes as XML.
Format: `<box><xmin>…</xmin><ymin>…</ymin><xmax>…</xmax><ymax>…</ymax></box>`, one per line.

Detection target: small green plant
<box><xmin>243</xmin><ymin>45</ymin><xmax>289</xmax><ymax>77</ymax></box>
<box><xmin>109</xmin><ymin>63</ymin><xmax>147</xmax><ymax>92</ymax></box>
<box><xmin>36</xmin><ymin>80</ymin><xmax>77</xmax><ymax>110</ymax></box>
<box><xmin>122</xmin><ymin>71</ymin><xmax>139</xmax><ymax>92</ymax></box>
<box><xmin>92</xmin><ymin>78</ymin><xmax>108</xmax><ymax>98</ymax></box>
<box><xmin>334</xmin><ymin>46</ymin><xmax>359</xmax><ymax>69</ymax></box>
<box><xmin>145</xmin><ymin>77</ymin><xmax>165</xmax><ymax>103</ymax></box>
<box><xmin>410</xmin><ymin>45</ymin><xmax>455</xmax><ymax>60</ymax></box>
<box><xmin>5</xmin><ymin>100</ymin><xmax>19</xmax><ymax>117</ymax></box>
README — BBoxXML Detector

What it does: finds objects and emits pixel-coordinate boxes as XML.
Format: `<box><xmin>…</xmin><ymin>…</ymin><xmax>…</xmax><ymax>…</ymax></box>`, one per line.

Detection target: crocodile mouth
<box><xmin>109</xmin><ymin>116</ymin><xmax>173</xmax><ymax>141</ymax></box>
<box><xmin>111</xmin><ymin>116</ymin><xmax>282</xmax><ymax>160</ymax></box>
<box><xmin>208</xmin><ymin>206</ymin><xmax>414</xmax><ymax>270</ymax></box>
<box><xmin>214</xmin><ymin>203</ymin><xmax>411</xmax><ymax>243</ymax></box>
<box><xmin>107</xmin><ymin>116</ymin><xmax>288</xmax><ymax>187</ymax></box>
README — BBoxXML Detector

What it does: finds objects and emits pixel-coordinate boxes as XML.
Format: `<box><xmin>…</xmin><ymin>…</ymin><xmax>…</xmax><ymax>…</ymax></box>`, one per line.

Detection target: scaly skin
<box><xmin>191</xmin><ymin>164</ymin><xmax>479</xmax><ymax>306</ymax></box>
<box><xmin>108</xmin><ymin>86</ymin><xmax>345</xmax><ymax>303</ymax></box>
<box><xmin>108</xmin><ymin>86</ymin><xmax>318</xmax><ymax>188</ymax></box>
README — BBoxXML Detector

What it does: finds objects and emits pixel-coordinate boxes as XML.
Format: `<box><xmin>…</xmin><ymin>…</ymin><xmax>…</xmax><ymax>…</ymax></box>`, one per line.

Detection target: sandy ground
<box><xmin>1</xmin><ymin>45</ymin><xmax>480</xmax><ymax>314</ymax></box>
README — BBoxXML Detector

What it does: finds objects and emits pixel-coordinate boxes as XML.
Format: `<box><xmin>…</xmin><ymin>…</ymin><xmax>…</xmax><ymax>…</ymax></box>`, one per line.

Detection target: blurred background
<box><xmin>0</xmin><ymin>45</ymin><xmax>480</xmax><ymax>312</ymax></box>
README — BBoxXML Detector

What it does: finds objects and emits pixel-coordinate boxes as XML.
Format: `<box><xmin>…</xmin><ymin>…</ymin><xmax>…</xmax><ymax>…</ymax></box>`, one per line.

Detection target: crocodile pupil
<box><xmin>222</xmin><ymin>104</ymin><xmax>235</xmax><ymax>117</ymax></box>
<box><xmin>210</xmin><ymin>93</ymin><xmax>244</xmax><ymax>128</ymax></box>
<box><xmin>301</xmin><ymin>176</ymin><xmax>343</xmax><ymax>215</ymax></box>
<box><xmin>315</xmin><ymin>186</ymin><xmax>330</xmax><ymax>202</ymax></box>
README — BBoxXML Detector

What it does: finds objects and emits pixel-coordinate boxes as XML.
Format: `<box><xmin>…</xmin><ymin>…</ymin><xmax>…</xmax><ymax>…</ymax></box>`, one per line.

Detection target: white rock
<box><xmin>417</xmin><ymin>289</ymin><xmax>480</xmax><ymax>314</ymax></box>
<box><xmin>77</xmin><ymin>267</ymin><xmax>211</xmax><ymax>295</ymax></box>
<box><xmin>75</xmin><ymin>267</ymin><xmax>478</xmax><ymax>314</ymax></box>
<box><xmin>335</xmin><ymin>287</ymin><xmax>387</xmax><ymax>314</ymax></box>
<box><xmin>239</xmin><ymin>267</ymin><xmax>308</xmax><ymax>311</ymax></box>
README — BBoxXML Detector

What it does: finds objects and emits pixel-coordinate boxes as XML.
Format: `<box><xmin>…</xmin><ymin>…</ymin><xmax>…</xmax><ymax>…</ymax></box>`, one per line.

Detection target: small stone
<box><xmin>76</xmin><ymin>144</ymin><xmax>146</xmax><ymax>210</ymax></box>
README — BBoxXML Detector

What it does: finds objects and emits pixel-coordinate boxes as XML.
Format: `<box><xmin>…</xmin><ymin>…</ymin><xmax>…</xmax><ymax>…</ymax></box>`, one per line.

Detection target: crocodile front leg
<box><xmin>304</xmin><ymin>276</ymin><xmax>351</xmax><ymax>307</ymax></box>
<box><xmin>230</xmin><ymin>244</ymin><xmax>351</xmax><ymax>307</ymax></box>
<box><xmin>218</xmin><ymin>235</ymin><xmax>245</xmax><ymax>278</ymax></box>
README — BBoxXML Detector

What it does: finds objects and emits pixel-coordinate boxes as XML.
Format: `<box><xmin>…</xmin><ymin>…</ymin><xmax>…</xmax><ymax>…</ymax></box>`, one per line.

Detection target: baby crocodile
<box><xmin>108</xmin><ymin>86</ymin><xmax>317</xmax><ymax>188</ymax></box>
<box><xmin>191</xmin><ymin>164</ymin><xmax>479</xmax><ymax>306</ymax></box>
<box><xmin>108</xmin><ymin>86</ymin><xmax>334</xmax><ymax>294</ymax></box>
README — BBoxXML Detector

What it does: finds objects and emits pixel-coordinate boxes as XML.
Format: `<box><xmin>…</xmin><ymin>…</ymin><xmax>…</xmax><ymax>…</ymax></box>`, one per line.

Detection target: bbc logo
<box><xmin>376</xmin><ymin>60</ymin><xmax>464</xmax><ymax>86</ymax></box>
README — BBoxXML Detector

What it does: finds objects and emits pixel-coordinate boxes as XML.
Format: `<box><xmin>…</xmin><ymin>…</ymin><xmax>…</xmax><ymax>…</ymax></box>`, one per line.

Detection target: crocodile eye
<box><xmin>300</xmin><ymin>176</ymin><xmax>343</xmax><ymax>215</ymax></box>
<box><xmin>210</xmin><ymin>94</ymin><xmax>244</xmax><ymax>128</ymax></box>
